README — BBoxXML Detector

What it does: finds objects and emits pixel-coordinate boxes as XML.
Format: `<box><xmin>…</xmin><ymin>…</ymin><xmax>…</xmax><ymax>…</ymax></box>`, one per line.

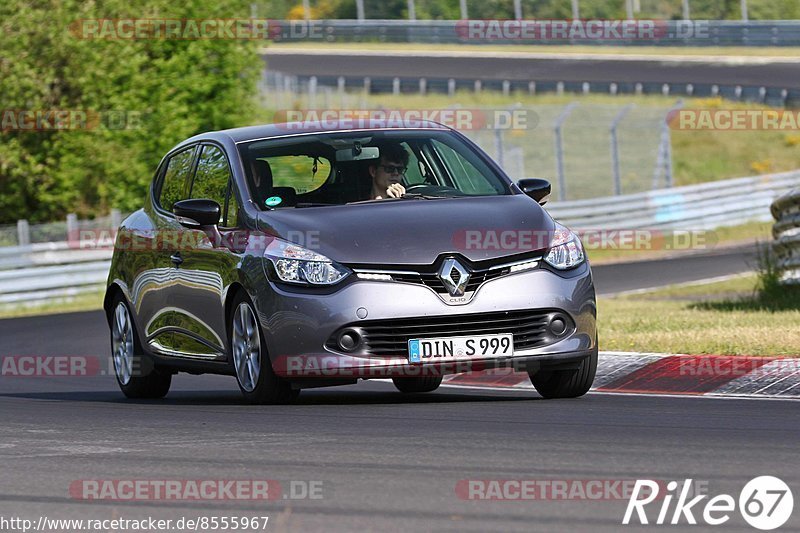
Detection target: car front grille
<box><xmin>326</xmin><ymin>309</ymin><xmax>570</xmax><ymax>357</ymax></box>
<box><xmin>391</xmin><ymin>267</ymin><xmax>510</xmax><ymax>294</ymax></box>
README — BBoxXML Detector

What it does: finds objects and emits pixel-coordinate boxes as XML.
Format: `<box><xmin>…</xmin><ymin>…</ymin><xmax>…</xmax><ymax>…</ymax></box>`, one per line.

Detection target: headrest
<box><xmin>252</xmin><ymin>159</ymin><xmax>273</xmax><ymax>189</ymax></box>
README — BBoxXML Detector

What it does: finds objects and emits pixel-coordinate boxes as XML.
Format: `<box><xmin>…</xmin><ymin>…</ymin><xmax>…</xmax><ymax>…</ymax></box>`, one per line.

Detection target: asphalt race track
<box><xmin>2</xmin><ymin>245</ymin><xmax>796</xmax><ymax>532</ymax></box>
<box><xmin>591</xmin><ymin>244</ymin><xmax>757</xmax><ymax>295</ymax></box>
<box><xmin>263</xmin><ymin>49</ymin><xmax>800</xmax><ymax>91</ymax></box>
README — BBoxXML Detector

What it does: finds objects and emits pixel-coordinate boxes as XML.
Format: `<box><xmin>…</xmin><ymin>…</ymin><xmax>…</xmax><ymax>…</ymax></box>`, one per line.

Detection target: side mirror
<box><xmin>517</xmin><ymin>178</ymin><xmax>552</xmax><ymax>205</ymax></box>
<box><xmin>173</xmin><ymin>199</ymin><xmax>220</xmax><ymax>228</ymax></box>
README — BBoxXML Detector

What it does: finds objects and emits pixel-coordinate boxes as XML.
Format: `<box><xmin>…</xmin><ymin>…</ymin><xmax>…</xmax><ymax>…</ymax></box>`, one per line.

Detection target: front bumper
<box><xmin>251</xmin><ymin>262</ymin><xmax>596</xmax><ymax>380</ymax></box>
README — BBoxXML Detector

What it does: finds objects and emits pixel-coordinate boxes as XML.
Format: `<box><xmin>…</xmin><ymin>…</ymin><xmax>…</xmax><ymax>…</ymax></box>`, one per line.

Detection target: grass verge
<box><xmin>599</xmin><ymin>273</ymin><xmax>800</xmax><ymax>355</ymax></box>
<box><xmin>0</xmin><ymin>289</ymin><xmax>105</xmax><ymax>320</ymax></box>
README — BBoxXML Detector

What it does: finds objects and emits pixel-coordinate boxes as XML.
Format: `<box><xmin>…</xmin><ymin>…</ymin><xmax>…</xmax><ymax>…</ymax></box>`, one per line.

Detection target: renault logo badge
<box><xmin>438</xmin><ymin>258</ymin><xmax>470</xmax><ymax>297</ymax></box>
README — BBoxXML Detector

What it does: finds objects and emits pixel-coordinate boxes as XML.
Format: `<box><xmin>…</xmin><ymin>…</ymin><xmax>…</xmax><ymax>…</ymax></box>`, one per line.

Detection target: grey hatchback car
<box><xmin>105</xmin><ymin>120</ymin><xmax>597</xmax><ymax>403</ymax></box>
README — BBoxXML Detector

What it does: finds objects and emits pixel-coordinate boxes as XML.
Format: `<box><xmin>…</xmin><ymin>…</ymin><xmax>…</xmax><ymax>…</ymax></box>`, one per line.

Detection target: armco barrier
<box><xmin>771</xmin><ymin>187</ymin><xmax>800</xmax><ymax>284</ymax></box>
<box><xmin>270</xmin><ymin>20</ymin><xmax>800</xmax><ymax>47</ymax></box>
<box><xmin>1</xmin><ymin>170</ymin><xmax>799</xmax><ymax>304</ymax></box>
<box><xmin>548</xmin><ymin>170</ymin><xmax>800</xmax><ymax>231</ymax></box>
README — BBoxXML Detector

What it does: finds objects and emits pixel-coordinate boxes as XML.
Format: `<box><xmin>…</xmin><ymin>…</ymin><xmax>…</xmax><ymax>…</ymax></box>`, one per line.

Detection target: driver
<box><xmin>369</xmin><ymin>143</ymin><xmax>409</xmax><ymax>200</ymax></box>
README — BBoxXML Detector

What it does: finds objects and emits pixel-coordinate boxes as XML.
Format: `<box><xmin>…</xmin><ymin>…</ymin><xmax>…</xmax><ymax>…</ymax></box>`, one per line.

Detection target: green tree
<box><xmin>0</xmin><ymin>0</ymin><xmax>262</xmax><ymax>223</ymax></box>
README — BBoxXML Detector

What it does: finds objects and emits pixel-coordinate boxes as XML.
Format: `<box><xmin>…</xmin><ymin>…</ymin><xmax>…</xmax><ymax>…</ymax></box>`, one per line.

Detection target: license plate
<box><xmin>407</xmin><ymin>333</ymin><xmax>514</xmax><ymax>363</ymax></box>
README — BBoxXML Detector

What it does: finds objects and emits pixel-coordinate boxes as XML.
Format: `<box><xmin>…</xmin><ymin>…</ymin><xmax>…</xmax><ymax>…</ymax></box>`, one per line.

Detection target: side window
<box><xmin>400</xmin><ymin>142</ymin><xmax>426</xmax><ymax>186</ymax></box>
<box><xmin>159</xmin><ymin>147</ymin><xmax>195</xmax><ymax>211</ymax></box>
<box><xmin>431</xmin><ymin>140</ymin><xmax>498</xmax><ymax>195</ymax></box>
<box><xmin>190</xmin><ymin>145</ymin><xmax>232</xmax><ymax>225</ymax></box>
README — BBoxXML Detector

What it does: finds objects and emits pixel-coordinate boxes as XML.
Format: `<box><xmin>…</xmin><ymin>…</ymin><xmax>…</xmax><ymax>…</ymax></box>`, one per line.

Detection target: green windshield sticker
<box><xmin>265</xmin><ymin>196</ymin><xmax>282</xmax><ymax>207</ymax></box>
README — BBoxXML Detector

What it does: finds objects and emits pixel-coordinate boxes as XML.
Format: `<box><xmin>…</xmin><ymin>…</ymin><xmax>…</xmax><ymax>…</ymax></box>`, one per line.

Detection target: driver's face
<box><xmin>371</xmin><ymin>157</ymin><xmax>405</xmax><ymax>190</ymax></box>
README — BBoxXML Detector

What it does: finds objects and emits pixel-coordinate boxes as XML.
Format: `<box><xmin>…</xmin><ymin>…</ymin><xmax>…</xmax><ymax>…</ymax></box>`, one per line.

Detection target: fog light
<box><xmin>548</xmin><ymin>315</ymin><xmax>568</xmax><ymax>336</ymax></box>
<box><xmin>338</xmin><ymin>329</ymin><xmax>362</xmax><ymax>352</ymax></box>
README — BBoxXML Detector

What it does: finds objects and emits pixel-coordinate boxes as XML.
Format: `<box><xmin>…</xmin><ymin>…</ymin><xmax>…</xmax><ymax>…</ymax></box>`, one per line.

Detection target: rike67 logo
<box><xmin>623</xmin><ymin>477</ymin><xmax>793</xmax><ymax>530</ymax></box>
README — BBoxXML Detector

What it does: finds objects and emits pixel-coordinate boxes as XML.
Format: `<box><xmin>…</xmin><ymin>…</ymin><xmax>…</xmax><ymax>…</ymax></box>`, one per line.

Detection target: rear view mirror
<box><xmin>173</xmin><ymin>199</ymin><xmax>220</xmax><ymax>227</ymax></box>
<box><xmin>517</xmin><ymin>178</ymin><xmax>552</xmax><ymax>205</ymax></box>
<box><xmin>335</xmin><ymin>144</ymin><xmax>380</xmax><ymax>162</ymax></box>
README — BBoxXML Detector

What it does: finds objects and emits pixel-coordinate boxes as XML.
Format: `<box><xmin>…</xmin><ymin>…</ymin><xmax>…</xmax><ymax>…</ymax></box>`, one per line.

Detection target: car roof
<box><xmin>182</xmin><ymin>120</ymin><xmax>452</xmax><ymax>146</ymax></box>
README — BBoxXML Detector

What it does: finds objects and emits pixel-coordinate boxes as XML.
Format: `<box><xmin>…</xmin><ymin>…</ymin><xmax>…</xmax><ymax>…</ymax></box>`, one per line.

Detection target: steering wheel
<box><xmin>405</xmin><ymin>184</ymin><xmax>428</xmax><ymax>193</ymax></box>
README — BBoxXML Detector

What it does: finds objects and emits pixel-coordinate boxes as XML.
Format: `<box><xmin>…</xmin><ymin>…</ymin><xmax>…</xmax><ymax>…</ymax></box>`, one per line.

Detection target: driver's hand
<box><xmin>386</xmin><ymin>183</ymin><xmax>406</xmax><ymax>198</ymax></box>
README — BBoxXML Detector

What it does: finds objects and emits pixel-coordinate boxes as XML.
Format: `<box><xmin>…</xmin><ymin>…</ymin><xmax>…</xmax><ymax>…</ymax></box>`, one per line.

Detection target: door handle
<box><xmin>170</xmin><ymin>252</ymin><xmax>183</xmax><ymax>266</ymax></box>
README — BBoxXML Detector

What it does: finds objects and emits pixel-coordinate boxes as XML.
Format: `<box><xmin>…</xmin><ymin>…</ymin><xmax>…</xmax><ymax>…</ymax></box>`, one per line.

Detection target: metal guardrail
<box><xmin>771</xmin><ymin>187</ymin><xmax>800</xmax><ymax>284</ymax></box>
<box><xmin>272</xmin><ymin>20</ymin><xmax>800</xmax><ymax>47</ymax></box>
<box><xmin>1</xmin><ymin>170</ymin><xmax>799</xmax><ymax>304</ymax></box>
<box><xmin>548</xmin><ymin>170</ymin><xmax>800</xmax><ymax>231</ymax></box>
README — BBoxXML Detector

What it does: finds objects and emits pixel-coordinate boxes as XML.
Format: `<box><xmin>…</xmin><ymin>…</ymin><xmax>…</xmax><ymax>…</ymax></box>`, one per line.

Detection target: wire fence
<box><xmin>261</xmin><ymin>72</ymin><xmax>681</xmax><ymax>201</ymax></box>
<box><xmin>0</xmin><ymin>212</ymin><xmax>122</xmax><ymax>248</ymax></box>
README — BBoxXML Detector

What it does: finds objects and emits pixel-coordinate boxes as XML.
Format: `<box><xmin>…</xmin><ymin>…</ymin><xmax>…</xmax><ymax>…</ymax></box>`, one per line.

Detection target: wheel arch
<box><xmin>103</xmin><ymin>283</ymin><xmax>126</xmax><ymax>325</ymax></box>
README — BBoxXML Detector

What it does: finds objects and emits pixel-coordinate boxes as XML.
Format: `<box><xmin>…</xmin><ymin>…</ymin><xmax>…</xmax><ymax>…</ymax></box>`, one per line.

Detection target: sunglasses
<box><xmin>380</xmin><ymin>165</ymin><xmax>407</xmax><ymax>175</ymax></box>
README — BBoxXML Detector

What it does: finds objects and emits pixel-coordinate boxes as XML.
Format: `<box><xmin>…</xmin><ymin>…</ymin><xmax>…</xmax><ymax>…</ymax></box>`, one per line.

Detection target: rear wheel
<box><xmin>529</xmin><ymin>349</ymin><xmax>597</xmax><ymax>399</ymax></box>
<box><xmin>392</xmin><ymin>376</ymin><xmax>443</xmax><ymax>393</ymax></box>
<box><xmin>110</xmin><ymin>295</ymin><xmax>171</xmax><ymax>399</ymax></box>
<box><xmin>230</xmin><ymin>292</ymin><xmax>299</xmax><ymax>404</ymax></box>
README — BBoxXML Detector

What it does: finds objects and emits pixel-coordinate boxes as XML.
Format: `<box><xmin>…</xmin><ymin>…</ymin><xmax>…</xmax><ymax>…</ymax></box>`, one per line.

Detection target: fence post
<box><xmin>460</xmin><ymin>0</ymin><xmax>468</xmax><ymax>19</ymax></box>
<box><xmin>17</xmin><ymin>219</ymin><xmax>30</xmax><ymax>246</ymax></box>
<box><xmin>494</xmin><ymin>128</ymin><xmax>505</xmax><ymax>170</ymax></box>
<box><xmin>356</xmin><ymin>0</ymin><xmax>365</xmax><ymax>21</ymax></box>
<box><xmin>610</xmin><ymin>104</ymin><xmax>634</xmax><ymax>196</ymax></box>
<box><xmin>111</xmin><ymin>209</ymin><xmax>122</xmax><ymax>229</ymax></box>
<box><xmin>308</xmin><ymin>76</ymin><xmax>318</xmax><ymax>108</ymax></box>
<box><xmin>407</xmin><ymin>0</ymin><xmax>416</xmax><ymax>20</ymax></box>
<box><xmin>66</xmin><ymin>213</ymin><xmax>78</xmax><ymax>241</ymax></box>
<box><xmin>554</xmin><ymin>102</ymin><xmax>578</xmax><ymax>201</ymax></box>
<box><xmin>653</xmin><ymin>100</ymin><xmax>683</xmax><ymax>189</ymax></box>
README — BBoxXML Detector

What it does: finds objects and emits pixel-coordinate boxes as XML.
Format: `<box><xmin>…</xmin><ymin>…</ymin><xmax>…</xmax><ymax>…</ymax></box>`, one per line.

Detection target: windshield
<box><xmin>238</xmin><ymin>130</ymin><xmax>510</xmax><ymax>209</ymax></box>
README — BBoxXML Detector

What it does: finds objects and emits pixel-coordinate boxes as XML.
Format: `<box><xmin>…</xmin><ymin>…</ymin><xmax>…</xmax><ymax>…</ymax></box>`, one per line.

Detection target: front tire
<box><xmin>529</xmin><ymin>349</ymin><xmax>597</xmax><ymax>399</ymax></box>
<box><xmin>230</xmin><ymin>292</ymin><xmax>299</xmax><ymax>405</ymax></box>
<box><xmin>110</xmin><ymin>295</ymin><xmax>171</xmax><ymax>399</ymax></box>
<box><xmin>392</xmin><ymin>376</ymin><xmax>443</xmax><ymax>393</ymax></box>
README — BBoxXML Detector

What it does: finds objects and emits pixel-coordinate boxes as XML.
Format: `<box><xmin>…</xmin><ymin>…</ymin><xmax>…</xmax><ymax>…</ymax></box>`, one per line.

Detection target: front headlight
<box><xmin>264</xmin><ymin>238</ymin><xmax>349</xmax><ymax>285</ymax></box>
<box><xmin>544</xmin><ymin>224</ymin><xmax>585</xmax><ymax>270</ymax></box>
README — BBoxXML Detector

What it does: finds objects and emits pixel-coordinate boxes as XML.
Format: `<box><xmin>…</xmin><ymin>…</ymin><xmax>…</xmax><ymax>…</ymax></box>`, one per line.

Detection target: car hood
<box><xmin>256</xmin><ymin>194</ymin><xmax>555</xmax><ymax>266</ymax></box>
